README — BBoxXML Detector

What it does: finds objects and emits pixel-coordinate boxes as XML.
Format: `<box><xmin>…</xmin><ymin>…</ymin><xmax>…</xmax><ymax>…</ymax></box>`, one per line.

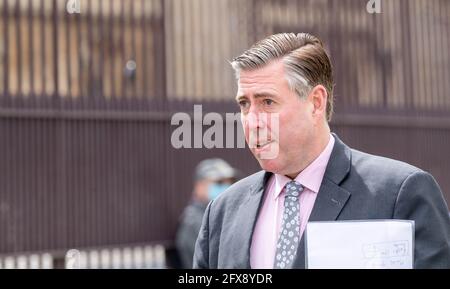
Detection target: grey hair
<box><xmin>231</xmin><ymin>33</ymin><xmax>334</xmax><ymax>121</ymax></box>
<box><xmin>231</xmin><ymin>55</ymin><xmax>311</xmax><ymax>99</ymax></box>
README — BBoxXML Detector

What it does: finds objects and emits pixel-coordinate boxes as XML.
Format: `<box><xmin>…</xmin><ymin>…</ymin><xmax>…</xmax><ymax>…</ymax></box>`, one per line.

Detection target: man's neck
<box><xmin>285</xmin><ymin>129</ymin><xmax>331</xmax><ymax>179</ymax></box>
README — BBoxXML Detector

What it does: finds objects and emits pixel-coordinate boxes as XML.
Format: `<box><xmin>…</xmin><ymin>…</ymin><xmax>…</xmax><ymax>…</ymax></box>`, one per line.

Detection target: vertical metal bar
<box><xmin>416</xmin><ymin>0</ymin><xmax>426</xmax><ymax>110</ymax></box>
<box><xmin>68</xmin><ymin>119</ymin><xmax>76</xmax><ymax>249</ymax></box>
<box><xmin>130</xmin><ymin>0</ymin><xmax>137</xmax><ymax>99</ymax></box>
<box><xmin>57</xmin><ymin>116</ymin><xmax>68</xmax><ymax>249</ymax></box>
<box><xmin>30</xmin><ymin>118</ymin><xmax>38</xmax><ymax>251</ymax></box>
<box><xmin>109</xmin><ymin>0</ymin><xmax>115</xmax><ymax>100</ymax></box>
<box><xmin>73</xmin><ymin>119</ymin><xmax>81</xmax><ymax>248</ymax></box>
<box><xmin>401</xmin><ymin>0</ymin><xmax>413</xmax><ymax>110</ymax></box>
<box><xmin>438</xmin><ymin>0</ymin><xmax>447</xmax><ymax>111</ymax></box>
<box><xmin>157</xmin><ymin>0</ymin><xmax>167</xmax><ymax>101</ymax></box>
<box><xmin>93</xmin><ymin>119</ymin><xmax>100</xmax><ymax>245</ymax></box>
<box><xmin>40</xmin><ymin>0</ymin><xmax>46</xmax><ymax>99</ymax></box>
<box><xmin>355</xmin><ymin>0</ymin><xmax>363</xmax><ymax>108</ymax></box>
<box><xmin>87</xmin><ymin>0</ymin><xmax>94</xmax><ymax>105</ymax></box>
<box><xmin>12</xmin><ymin>119</ymin><xmax>20</xmax><ymax>251</ymax></box>
<box><xmin>172</xmin><ymin>0</ymin><xmax>183</xmax><ymax>101</ymax></box>
<box><xmin>41</xmin><ymin>117</ymin><xmax>50</xmax><ymax>250</ymax></box>
<box><xmin>3</xmin><ymin>0</ymin><xmax>9</xmax><ymax>101</ymax></box>
<box><xmin>431</xmin><ymin>1</ymin><xmax>439</xmax><ymax>110</ymax></box>
<box><xmin>445</xmin><ymin>0</ymin><xmax>450</xmax><ymax>110</ymax></box>
<box><xmin>126</xmin><ymin>119</ymin><xmax>134</xmax><ymax>241</ymax></box>
<box><xmin>89</xmin><ymin>0</ymin><xmax>97</xmax><ymax>107</ymax></box>
<box><xmin>92</xmin><ymin>1</ymin><xmax>102</xmax><ymax>109</ymax></box>
<box><xmin>30</xmin><ymin>0</ymin><xmax>41</xmax><ymax>100</ymax></box>
<box><xmin>178</xmin><ymin>0</ymin><xmax>187</xmax><ymax>99</ymax></box>
<box><xmin>35</xmin><ymin>118</ymin><xmax>41</xmax><ymax>250</ymax></box>
<box><xmin>101</xmin><ymin>119</ymin><xmax>109</xmax><ymax>245</ymax></box>
<box><xmin>432</xmin><ymin>1</ymin><xmax>443</xmax><ymax>111</ymax></box>
<box><xmin>0</xmin><ymin>120</ymin><xmax>7</xmax><ymax>251</ymax></box>
<box><xmin>66</xmin><ymin>2</ymin><xmax>72</xmax><ymax>100</ymax></box>
<box><xmin>218</xmin><ymin>0</ymin><xmax>228</xmax><ymax>101</ymax></box>
<box><xmin>141</xmin><ymin>0</ymin><xmax>148</xmax><ymax>99</ymax></box>
<box><xmin>378</xmin><ymin>0</ymin><xmax>387</xmax><ymax>109</ymax></box>
<box><xmin>98</xmin><ymin>0</ymin><xmax>105</xmax><ymax>102</ymax></box>
<box><xmin>251</xmin><ymin>0</ymin><xmax>258</xmax><ymax>43</ymax></box>
<box><xmin>340</xmin><ymin>0</ymin><xmax>349</xmax><ymax>107</ymax></box>
<box><xmin>111</xmin><ymin>120</ymin><xmax>119</xmax><ymax>243</ymax></box>
<box><xmin>209</xmin><ymin>0</ymin><xmax>219</xmax><ymax>99</ymax></box>
<box><xmin>354</xmin><ymin>0</ymin><xmax>365</xmax><ymax>110</ymax></box>
<box><xmin>183</xmin><ymin>0</ymin><xmax>192</xmax><ymax>99</ymax></box>
<box><xmin>391</xmin><ymin>0</ymin><xmax>401</xmax><ymax>109</ymax></box>
<box><xmin>76</xmin><ymin>0</ymin><xmax>83</xmax><ymax>105</ymax></box>
<box><xmin>327</xmin><ymin>0</ymin><xmax>336</xmax><ymax>110</ymax></box>
<box><xmin>86</xmin><ymin>119</ymin><xmax>93</xmax><ymax>245</ymax></box>
<box><xmin>426</xmin><ymin>2</ymin><xmax>435</xmax><ymax>111</ymax></box>
<box><xmin>410</xmin><ymin>0</ymin><xmax>419</xmax><ymax>110</ymax></box>
<box><xmin>370</xmin><ymin>1</ymin><xmax>380</xmax><ymax>109</ymax></box>
<box><xmin>52</xmin><ymin>0</ymin><xmax>59</xmax><ymax>102</ymax></box>
<box><xmin>15</xmin><ymin>0</ymin><xmax>22</xmax><ymax>97</ymax></box>
<box><xmin>201</xmin><ymin>0</ymin><xmax>211</xmax><ymax>100</ymax></box>
<box><xmin>191</xmin><ymin>0</ymin><xmax>200</xmax><ymax>99</ymax></box>
<box><xmin>28</xmin><ymin>0</ymin><xmax>34</xmax><ymax>100</ymax></box>
<box><xmin>120</xmin><ymin>0</ymin><xmax>126</xmax><ymax>100</ymax></box>
<box><xmin>79</xmin><ymin>120</ymin><xmax>87</xmax><ymax>247</ymax></box>
<box><xmin>136</xmin><ymin>120</ymin><xmax>144</xmax><ymax>241</ymax></box>
<box><xmin>161</xmin><ymin>0</ymin><xmax>173</xmax><ymax>236</ymax></box>
<box><xmin>336</xmin><ymin>0</ymin><xmax>346</xmax><ymax>108</ymax></box>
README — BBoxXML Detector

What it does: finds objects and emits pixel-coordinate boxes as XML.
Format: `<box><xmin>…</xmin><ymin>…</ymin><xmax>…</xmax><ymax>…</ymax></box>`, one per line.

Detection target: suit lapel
<box><xmin>231</xmin><ymin>171</ymin><xmax>272</xmax><ymax>268</ymax></box>
<box><xmin>308</xmin><ymin>179</ymin><xmax>351</xmax><ymax>221</ymax></box>
<box><xmin>293</xmin><ymin>134</ymin><xmax>352</xmax><ymax>268</ymax></box>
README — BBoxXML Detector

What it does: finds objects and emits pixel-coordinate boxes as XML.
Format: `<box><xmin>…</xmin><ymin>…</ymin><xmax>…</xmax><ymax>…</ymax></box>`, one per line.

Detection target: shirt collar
<box><xmin>273</xmin><ymin>134</ymin><xmax>335</xmax><ymax>200</ymax></box>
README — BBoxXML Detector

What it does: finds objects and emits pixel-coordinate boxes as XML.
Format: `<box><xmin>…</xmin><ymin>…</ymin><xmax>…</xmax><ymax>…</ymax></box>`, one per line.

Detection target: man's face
<box><xmin>236</xmin><ymin>60</ymin><xmax>317</xmax><ymax>177</ymax></box>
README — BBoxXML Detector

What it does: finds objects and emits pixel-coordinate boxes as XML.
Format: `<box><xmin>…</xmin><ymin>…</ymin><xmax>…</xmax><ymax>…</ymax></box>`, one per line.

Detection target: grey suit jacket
<box><xmin>193</xmin><ymin>134</ymin><xmax>450</xmax><ymax>269</ymax></box>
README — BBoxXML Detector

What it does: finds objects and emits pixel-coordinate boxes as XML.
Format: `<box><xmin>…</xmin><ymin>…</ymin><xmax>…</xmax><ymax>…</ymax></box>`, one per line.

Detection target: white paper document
<box><xmin>305</xmin><ymin>220</ymin><xmax>414</xmax><ymax>269</ymax></box>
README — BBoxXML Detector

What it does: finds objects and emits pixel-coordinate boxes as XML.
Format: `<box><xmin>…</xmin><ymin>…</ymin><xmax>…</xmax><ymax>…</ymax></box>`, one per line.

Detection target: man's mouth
<box><xmin>256</xmin><ymin>141</ymin><xmax>273</xmax><ymax>149</ymax></box>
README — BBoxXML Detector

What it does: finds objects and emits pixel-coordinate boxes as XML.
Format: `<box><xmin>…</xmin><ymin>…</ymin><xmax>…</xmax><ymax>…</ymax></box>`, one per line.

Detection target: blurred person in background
<box><xmin>175</xmin><ymin>158</ymin><xmax>239</xmax><ymax>269</ymax></box>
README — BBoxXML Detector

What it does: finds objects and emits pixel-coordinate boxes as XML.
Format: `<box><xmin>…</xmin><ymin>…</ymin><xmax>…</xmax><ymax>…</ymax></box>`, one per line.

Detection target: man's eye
<box><xmin>263</xmin><ymin>99</ymin><xmax>274</xmax><ymax>105</ymax></box>
<box><xmin>238</xmin><ymin>100</ymin><xmax>249</xmax><ymax>108</ymax></box>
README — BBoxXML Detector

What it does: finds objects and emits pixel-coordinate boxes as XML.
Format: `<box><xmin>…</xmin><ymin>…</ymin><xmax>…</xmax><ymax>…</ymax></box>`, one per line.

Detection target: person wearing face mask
<box><xmin>175</xmin><ymin>158</ymin><xmax>239</xmax><ymax>269</ymax></box>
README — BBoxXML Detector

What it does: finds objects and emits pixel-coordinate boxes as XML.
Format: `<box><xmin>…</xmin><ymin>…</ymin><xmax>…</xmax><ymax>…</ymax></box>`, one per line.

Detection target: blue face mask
<box><xmin>207</xmin><ymin>183</ymin><xmax>230</xmax><ymax>200</ymax></box>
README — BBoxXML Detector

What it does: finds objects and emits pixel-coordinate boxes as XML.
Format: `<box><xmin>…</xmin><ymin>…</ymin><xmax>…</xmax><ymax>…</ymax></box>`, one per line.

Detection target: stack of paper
<box><xmin>305</xmin><ymin>220</ymin><xmax>414</xmax><ymax>269</ymax></box>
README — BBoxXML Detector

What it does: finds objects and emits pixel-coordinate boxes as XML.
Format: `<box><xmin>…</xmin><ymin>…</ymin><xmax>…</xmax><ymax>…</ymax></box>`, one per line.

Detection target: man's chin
<box><xmin>256</xmin><ymin>158</ymin><xmax>281</xmax><ymax>173</ymax></box>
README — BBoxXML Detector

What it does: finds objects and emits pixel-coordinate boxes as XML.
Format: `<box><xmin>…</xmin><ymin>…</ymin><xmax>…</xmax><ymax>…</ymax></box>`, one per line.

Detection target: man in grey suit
<box><xmin>193</xmin><ymin>33</ymin><xmax>450</xmax><ymax>269</ymax></box>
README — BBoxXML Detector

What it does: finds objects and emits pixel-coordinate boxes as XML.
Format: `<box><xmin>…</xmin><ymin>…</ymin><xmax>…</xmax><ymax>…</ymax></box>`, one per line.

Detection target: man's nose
<box><xmin>245</xmin><ymin>107</ymin><xmax>264</xmax><ymax>131</ymax></box>
<box><xmin>246</xmin><ymin>114</ymin><xmax>259</xmax><ymax>131</ymax></box>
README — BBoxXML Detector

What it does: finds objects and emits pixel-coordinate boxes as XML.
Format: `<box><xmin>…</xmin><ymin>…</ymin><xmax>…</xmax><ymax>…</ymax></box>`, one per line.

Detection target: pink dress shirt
<box><xmin>250</xmin><ymin>134</ymin><xmax>335</xmax><ymax>268</ymax></box>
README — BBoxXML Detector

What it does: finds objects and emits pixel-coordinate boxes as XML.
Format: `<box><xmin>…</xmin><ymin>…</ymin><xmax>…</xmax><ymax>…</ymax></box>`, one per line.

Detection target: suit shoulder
<box><xmin>350</xmin><ymin>148</ymin><xmax>422</xmax><ymax>182</ymax></box>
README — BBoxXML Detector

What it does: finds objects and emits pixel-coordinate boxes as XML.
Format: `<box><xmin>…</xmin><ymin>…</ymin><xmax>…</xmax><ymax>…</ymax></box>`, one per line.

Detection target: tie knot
<box><xmin>285</xmin><ymin>181</ymin><xmax>303</xmax><ymax>198</ymax></box>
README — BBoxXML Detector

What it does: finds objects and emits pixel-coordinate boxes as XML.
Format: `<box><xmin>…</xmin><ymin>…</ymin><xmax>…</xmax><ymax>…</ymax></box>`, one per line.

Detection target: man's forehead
<box><xmin>236</xmin><ymin>87</ymin><xmax>279</xmax><ymax>99</ymax></box>
<box><xmin>236</xmin><ymin>62</ymin><xmax>287</xmax><ymax>98</ymax></box>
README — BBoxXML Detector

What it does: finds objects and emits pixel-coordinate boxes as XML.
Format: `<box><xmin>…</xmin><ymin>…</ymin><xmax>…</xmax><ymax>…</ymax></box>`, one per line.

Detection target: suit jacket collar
<box><xmin>323</xmin><ymin>133</ymin><xmax>352</xmax><ymax>185</ymax></box>
<box><xmin>236</xmin><ymin>133</ymin><xmax>352</xmax><ymax>268</ymax></box>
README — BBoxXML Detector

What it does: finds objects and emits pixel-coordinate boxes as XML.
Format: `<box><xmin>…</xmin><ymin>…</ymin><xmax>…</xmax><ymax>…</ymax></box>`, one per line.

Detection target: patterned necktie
<box><xmin>274</xmin><ymin>180</ymin><xmax>303</xmax><ymax>269</ymax></box>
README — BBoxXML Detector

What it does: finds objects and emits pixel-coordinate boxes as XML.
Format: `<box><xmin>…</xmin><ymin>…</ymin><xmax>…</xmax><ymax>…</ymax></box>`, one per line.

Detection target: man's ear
<box><xmin>308</xmin><ymin>85</ymin><xmax>328</xmax><ymax>119</ymax></box>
